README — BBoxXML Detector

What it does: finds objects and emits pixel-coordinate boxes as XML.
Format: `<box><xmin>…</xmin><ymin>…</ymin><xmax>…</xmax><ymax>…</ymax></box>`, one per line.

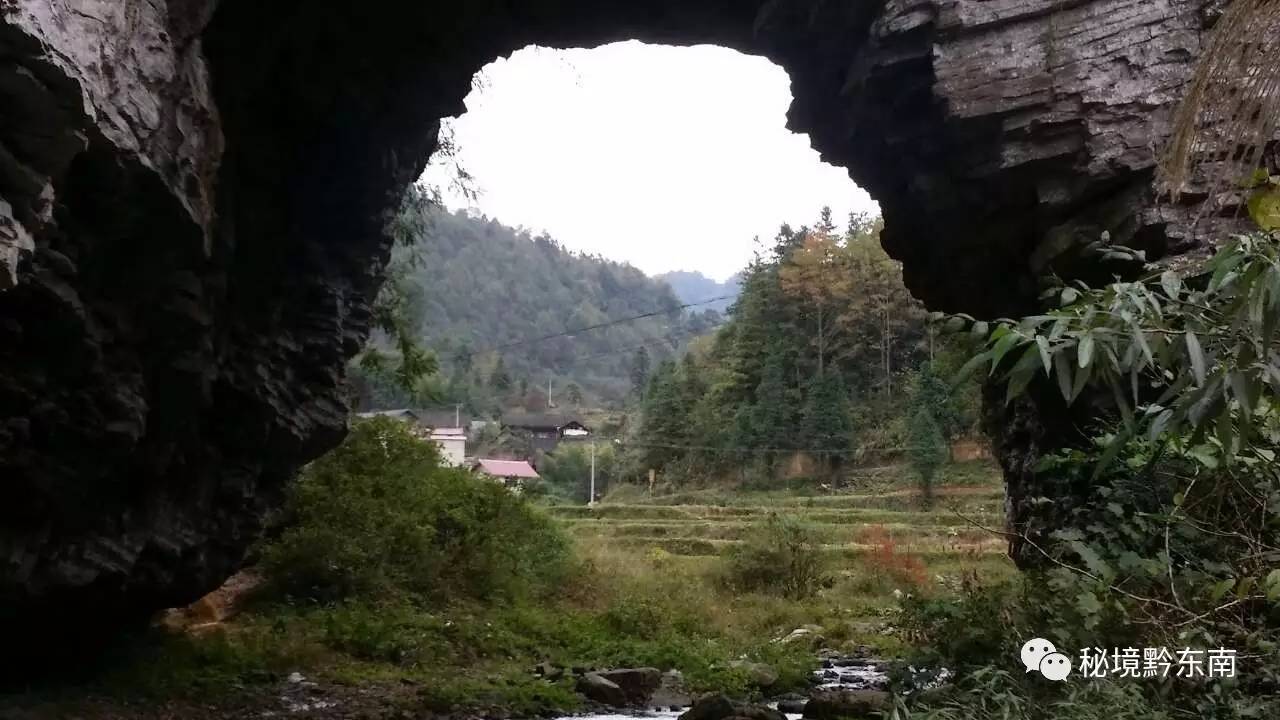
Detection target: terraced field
<box><xmin>550</xmin><ymin>461</ymin><xmax>1015</xmax><ymax>591</ymax></box>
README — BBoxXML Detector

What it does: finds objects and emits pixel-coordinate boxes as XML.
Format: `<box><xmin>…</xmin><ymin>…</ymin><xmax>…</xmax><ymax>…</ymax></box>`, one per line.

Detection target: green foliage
<box><xmin>900</xmin><ymin>567</ymin><xmax>1280</xmax><ymax>719</ymax></box>
<box><xmin>631</xmin><ymin>212</ymin><xmax>958</xmax><ymax>486</ymax></box>
<box><xmin>919</xmin><ymin>231</ymin><xmax>1280</xmax><ymax>719</ymax></box>
<box><xmin>631</xmin><ymin>348</ymin><xmax>653</xmax><ymax>399</ymax></box>
<box><xmin>349</xmin><ymin>186</ymin><xmax>442</xmax><ymax>402</ymax></box>
<box><xmin>261</xmin><ymin>417</ymin><xmax>570</xmax><ymax>603</ymax></box>
<box><xmin>489</xmin><ymin>355</ymin><xmax>512</xmax><ymax>390</ymax></box>
<box><xmin>1245</xmin><ymin>171</ymin><xmax>1280</xmax><ymax>231</ymax></box>
<box><xmin>906</xmin><ymin>409</ymin><xmax>947</xmax><ymax>506</ymax></box>
<box><xmin>802</xmin><ymin>372</ymin><xmax>854</xmax><ymax>463</ymax></box>
<box><xmin>719</xmin><ymin>514</ymin><xmax>830</xmax><ymax>599</ymax></box>
<box><xmin>362</xmin><ymin>204</ymin><xmax>714</xmax><ymax>412</ymax></box>
<box><xmin>538</xmin><ymin>443</ymin><xmax>618</xmax><ymax>502</ymax></box>
<box><xmin>907</xmin><ymin>362</ymin><xmax>967</xmax><ymax>440</ymax></box>
<box><xmin>967</xmin><ymin>232</ymin><xmax>1280</xmax><ymax>472</ymax></box>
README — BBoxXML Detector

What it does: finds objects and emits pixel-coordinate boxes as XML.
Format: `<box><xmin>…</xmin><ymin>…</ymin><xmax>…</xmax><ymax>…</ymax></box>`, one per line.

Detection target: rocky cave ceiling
<box><xmin>0</xmin><ymin>0</ymin><xmax>1233</xmax><ymax>630</ymax></box>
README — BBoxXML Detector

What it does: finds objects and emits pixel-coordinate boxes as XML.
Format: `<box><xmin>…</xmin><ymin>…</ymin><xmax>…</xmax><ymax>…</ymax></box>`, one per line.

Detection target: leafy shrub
<box><xmin>319</xmin><ymin>602</ymin><xmax>448</xmax><ymax>665</ymax></box>
<box><xmin>261</xmin><ymin>417</ymin><xmax>570</xmax><ymax>603</ymax></box>
<box><xmin>719</xmin><ymin>514</ymin><xmax>829</xmax><ymax>598</ymax></box>
<box><xmin>539</xmin><ymin>443</ymin><xmax>619</xmax><ymax>502</ymax></box>
<box><xmin>600</xmin><ymin>595</ymin><xmax>668</xmax><ymax>640</ymax></box>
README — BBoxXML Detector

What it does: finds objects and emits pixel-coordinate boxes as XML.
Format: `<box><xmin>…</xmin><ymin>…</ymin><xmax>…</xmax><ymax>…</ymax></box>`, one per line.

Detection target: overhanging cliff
<box><xmin>0</xmin><ymin>0</ymin><xmax>1227</xmax><ymax>624</ymax></box>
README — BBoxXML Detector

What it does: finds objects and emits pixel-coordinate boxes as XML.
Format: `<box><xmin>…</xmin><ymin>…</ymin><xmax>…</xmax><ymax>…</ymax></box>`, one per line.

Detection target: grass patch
<box><xmin>14</xmin><ymin>452</ymin><xmax>1013</xmax><ymax>715</ymax></box>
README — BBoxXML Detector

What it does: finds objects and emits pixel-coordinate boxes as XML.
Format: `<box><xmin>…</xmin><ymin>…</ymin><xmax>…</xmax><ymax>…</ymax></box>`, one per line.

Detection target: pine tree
<box><xmin>636</xmin><ymin>360</ymin><xmax>685</xmax><ymax>471</ymax></box>
<box><xmin>802</xmin><ymin>372</ymin><xmax>853</xmax><ymax>473</ymax></box>
<box><xmin>817</xmin><ymin>205</ymin><xmax>836</xmax><ymax>234</ymax></box>
<box><xmin>747</xmin><ymin>350</ymin><xmax>795</xmax><ymax>471</ymax></box>
<box><xmin>630</xmin><ymin>348</ymin><xmax>652</xmax><ymax>399</ymax></box>
<box><xmin>907</xmin><ymin>362</ymin><xmax>960</xmax><ymax>439</ymax></box>
<box><xmin>907</xmin><ymin>408</ymin><xmax>947</xmax><ymax>508</ymax></box>
<box><xmin>490</xmin><ymin>356</ymin><xmax>512</xmax><ymax>391</ymax></box>
<box><xmin>566</xmin><ymin>382</ymin><xmax>584</xmax><ymax>408</ymax></box>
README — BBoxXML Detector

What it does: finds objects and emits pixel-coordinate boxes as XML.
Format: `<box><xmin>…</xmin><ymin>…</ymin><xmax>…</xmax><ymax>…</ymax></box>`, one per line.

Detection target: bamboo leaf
<box><xmin>1092</xmin><ymin>429</ymin><xmax>1130</xmax><ymax>479</ymax></box>
<box><xmin>989</xmin><ymin>332</ymin><xmax>1020</xmax><ymax>371</ymax></box>
<box><xmin>1229</xmin><ymin>371</ymin><xmax>1254</xmax><ymax>420</ymax></box>
<box><xmin>1036</xmin><ymin>336</ymin><xmax>1053</xmax><ymax>376</ymax></box>
<box><xmin>1070</xmin><ymin>356</ymin><xmax>1092</xmax><ymax>403</ymax></box>
<box><xmin>1109</xmin><ymin>373</ymin><xmax>1135</xmax><ymax>431</ymax></box>
<box><xmin>1054</xmin><ymin>352</ymin><xmax>1073</xmax><ymax>401</ymax></box>
<box><xmin>1186</xmin><ymin>331</ymin><xmax>1206</xmax><ymax>385</ymax></box>
<box><xmin>1004</xmin><ymin>345</ymin><xmax>1043</xmax><ymax>405</ymax></box>
<box><xmin>953</xmin><ymin>350</ymin><xmax>993</xmax><ymax>385</ymax></box>
<box><xmin>1079</xmin><ymin>332</ymin><xmax>1095</xmax><ymax>369</ymax></box>
<box><xmin>1148</xmin><ymin>408</ymin><xmax>1174</xmax><ymax>442</ymax></box>
<box><xmin>1216</xmin><ymin>398</ymin><xmax>1234</xmax><ymax>463</ymax></box>
<box><xmin>1132</xmin><ymin>326</ymin><xmax>1154</xmax><ymax>368</ymax></box>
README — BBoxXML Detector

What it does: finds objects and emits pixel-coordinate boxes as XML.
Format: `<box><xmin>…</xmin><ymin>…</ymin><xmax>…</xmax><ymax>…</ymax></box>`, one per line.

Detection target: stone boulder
<box><xmin>680</xmin><ymin>694</ymin><xmax>786</xmax><ymax>720</ymax></box>
<box><xmin>578</xmin><ymin>668</ymin><xmax>662</xmax><ymax>706</ymax></box>
<box><xmin>728</xmin><ymin>660</ymin><xmax>779</xmax><ymax>689</ymax></box>
<box><xmin>577</xmin><ymin>673</ymin><xmax>627</xmax><ymax>707</ymax></box>
<box><xmin>802</xmin><ymin>690</ymin><xmax>892</xmax><ymax>720</ymax></box>
<box><xmin>776</xmin><ymin>698</ymin><xmax>808</xmax><ymax>714</ymax></box>
<box><xmin>779</xmin><ymin>627</ymin><xmax>826</xmax><ymax>649</ymax></box>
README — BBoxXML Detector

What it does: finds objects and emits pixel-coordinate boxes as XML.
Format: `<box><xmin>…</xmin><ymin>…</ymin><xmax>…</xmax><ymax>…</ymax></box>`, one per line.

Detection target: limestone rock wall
<box><xmin>0</xmin><ymin>0</ymin><xmax>1224</xmax><ymax>624</ymax></box>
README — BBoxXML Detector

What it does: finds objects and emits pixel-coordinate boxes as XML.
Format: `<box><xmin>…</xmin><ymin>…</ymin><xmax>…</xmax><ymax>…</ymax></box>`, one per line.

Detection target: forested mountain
<box><xmin>656</xmin><ymin>270</ymin><xmax>742</xmax><ymax>312</ymax></box>
<box><xmin>628</xmin><ymin>210</ymin><xmax>982</xmax><ymax>485</ymax></box>
<box><xmin>353</xmin><ymin>204</ymin><xmax>721</xmax><ymax>414</ymax></box>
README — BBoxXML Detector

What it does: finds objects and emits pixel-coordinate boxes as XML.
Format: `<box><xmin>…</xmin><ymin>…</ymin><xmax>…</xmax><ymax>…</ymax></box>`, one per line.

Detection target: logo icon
<box><xmin>1021</xmin><ymin>638</ymin><xmax>1072</xmax><ymax>681</ymax></box>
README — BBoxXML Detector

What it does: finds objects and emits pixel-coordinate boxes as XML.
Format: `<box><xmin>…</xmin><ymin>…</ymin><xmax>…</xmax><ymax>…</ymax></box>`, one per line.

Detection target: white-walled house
<box><xmin>429</xmin><ymin>427</ymin><xmax>467</xmax><ymax>467</ymax></box>
<box><xmin>354</xmin><ymin>409</ymin><xmax>470</xmax><ymax>466</ymax></box>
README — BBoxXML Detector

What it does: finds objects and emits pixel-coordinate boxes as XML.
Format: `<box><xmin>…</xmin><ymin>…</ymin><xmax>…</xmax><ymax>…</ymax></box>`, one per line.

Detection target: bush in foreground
<box><xmin>718</xmin><ymin>514</ymin><xmax>829</xmax><ymax>599</ymax></box>
<box><xmin>261</xmin><ymin>417</ymin><xmax>571</xmax><ymax>604</ymax></box>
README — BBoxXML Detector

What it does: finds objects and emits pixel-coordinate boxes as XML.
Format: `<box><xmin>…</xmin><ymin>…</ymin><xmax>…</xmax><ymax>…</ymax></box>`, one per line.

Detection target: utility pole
<box><xmin>454</xmin><ymin>403</ymin><xmax>461</xmax><ymax>428</ymax></box>
<box><xmin>547</xmin><ymin>375</ymin><xmax>553</xmax><ymax>409</ymax></box>
<box><xmin>588</xmin><ymin>441</ymin><xmax>596</xmax><ymax>506</ymax></box>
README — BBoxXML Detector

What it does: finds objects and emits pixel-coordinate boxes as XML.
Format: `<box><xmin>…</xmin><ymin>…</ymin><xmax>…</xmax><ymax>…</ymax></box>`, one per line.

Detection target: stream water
<box><xmin>555</xmin><ymin>655</ymin><xmax>892</xmax><ymax>720</ymax></box>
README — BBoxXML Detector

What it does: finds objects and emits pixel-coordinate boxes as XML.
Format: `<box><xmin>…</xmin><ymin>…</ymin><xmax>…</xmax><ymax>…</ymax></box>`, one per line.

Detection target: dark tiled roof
<box><xmin>411</xmin><ymin>409</ymin><xmax>472</xmax><ymax>429</ymax></box>
<box><xmin>500</xmin><ymin>413</ymin><xmax>589</xmax><ymax>431</ymax></box>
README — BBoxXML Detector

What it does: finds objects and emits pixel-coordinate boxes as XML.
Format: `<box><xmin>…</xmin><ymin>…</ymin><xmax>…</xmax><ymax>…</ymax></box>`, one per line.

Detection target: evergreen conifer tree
<box><xmin>907</xmin><ymin>408</ymin><xmax>947</xmax><ymax>507</ymax></box>
<box><xmin>802</xmin><ymin>372</ymin><xmax>854</xmax><ymax>473</ymax></box>
<box><xmin>490</xmin><ymin>356</ymin><xmax>512</xmax><ymax>391</ymax></box>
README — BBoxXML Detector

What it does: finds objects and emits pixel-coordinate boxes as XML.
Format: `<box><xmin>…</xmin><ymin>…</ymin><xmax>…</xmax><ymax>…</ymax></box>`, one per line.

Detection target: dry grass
<box><xmin>1161</xmin><ymin>0</ymin><xmax>1280</xmax><ymax>202</ymax></box>
<box><xmin>556</xmin><ymin>461</ymin><xmax>1015</xmax><ymax>655</ymax></box>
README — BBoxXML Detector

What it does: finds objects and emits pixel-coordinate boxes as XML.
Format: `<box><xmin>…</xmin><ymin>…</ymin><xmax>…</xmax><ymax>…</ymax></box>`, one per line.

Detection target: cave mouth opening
<box><xmin>416</xmin><ymin>40</ymin><xmax>881</xmax><ymax>286</ymax></box>
<box><xmin>9</xmin><ymin>0</ymin><xmax>1211</xmax><ymax>637</ymax></box>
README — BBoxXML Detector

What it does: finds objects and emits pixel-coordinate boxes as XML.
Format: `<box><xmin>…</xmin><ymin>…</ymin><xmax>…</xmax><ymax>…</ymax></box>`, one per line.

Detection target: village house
<box><xmin>471</xmin><ymin>458</ymin><xmax>540</xmax><ymax>490</ymax></box>
<box><xmin>355</xmin><ymin>408</ymin><xmax>472</xmax><ymax>465</ymax></box>
<box><xmin>499</xmin><ymin>413</ymin><xmax>591</xmax><ymax>461</ymax></box>
<box><xmin>429</xmin><ymin>427</ymin><xmax>467</xmax><ymax>466</ymax></box>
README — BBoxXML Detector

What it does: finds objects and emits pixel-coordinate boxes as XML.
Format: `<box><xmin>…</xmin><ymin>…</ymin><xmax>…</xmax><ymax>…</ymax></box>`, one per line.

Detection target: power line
<box><xmin>458</xmin><ymin>294</ymin><xmax>735</xmax><ymax>358</ymax></box>
<box><xmin>609</xmin><ymin>438</ymin><xmax>941</xmax><ymax>456</ymax></box>
<box><xmin>573</xmin><ymin>323</ymin><xmax>728</xmax><ymax>364</ymax></box>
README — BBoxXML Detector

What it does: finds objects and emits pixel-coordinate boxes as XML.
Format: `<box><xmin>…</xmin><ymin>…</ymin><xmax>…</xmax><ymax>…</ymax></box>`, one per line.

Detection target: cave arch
<box><xmin>0</xmin><ymin>0</ymin><xmax>1220</xmax><ymax>624</ymax></box>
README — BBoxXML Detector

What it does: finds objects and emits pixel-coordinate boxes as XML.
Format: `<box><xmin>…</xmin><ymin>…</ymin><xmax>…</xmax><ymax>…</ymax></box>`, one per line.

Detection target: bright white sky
<box><xmin>420</xmin><ymin>42</ymin><xmax>877</xmax><ymax>282</ymax></box>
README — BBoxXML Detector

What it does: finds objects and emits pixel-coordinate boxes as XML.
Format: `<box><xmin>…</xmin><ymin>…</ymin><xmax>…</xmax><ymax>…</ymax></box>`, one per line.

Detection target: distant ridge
<box><xmin>656</xmin><ymin>270</ymin><xmax>742</xmax><ymax>313</ymax></box>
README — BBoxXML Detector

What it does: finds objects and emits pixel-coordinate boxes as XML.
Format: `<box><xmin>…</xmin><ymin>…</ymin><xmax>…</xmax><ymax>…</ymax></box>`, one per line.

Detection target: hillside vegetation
<box><xmin>628</xmin><ymin>211</ymin><xmax>982</xmax><ymax>488</ymax></box>
<box><xmin>655</xmin><ymin>270</ymin><xmax>742</xmax><ymax>313</ymax></box>
<box><xmin>353</xmin><ymin>199</ymin><xmax>720</xmax><ymax>413</ymax></box>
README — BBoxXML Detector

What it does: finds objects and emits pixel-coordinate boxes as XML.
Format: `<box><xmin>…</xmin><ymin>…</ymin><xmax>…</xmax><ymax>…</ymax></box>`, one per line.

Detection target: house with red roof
<box><xmin>472</xmin><ymin>458</ymin><xmax>540</xmax><ymax>489</ymax></box>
